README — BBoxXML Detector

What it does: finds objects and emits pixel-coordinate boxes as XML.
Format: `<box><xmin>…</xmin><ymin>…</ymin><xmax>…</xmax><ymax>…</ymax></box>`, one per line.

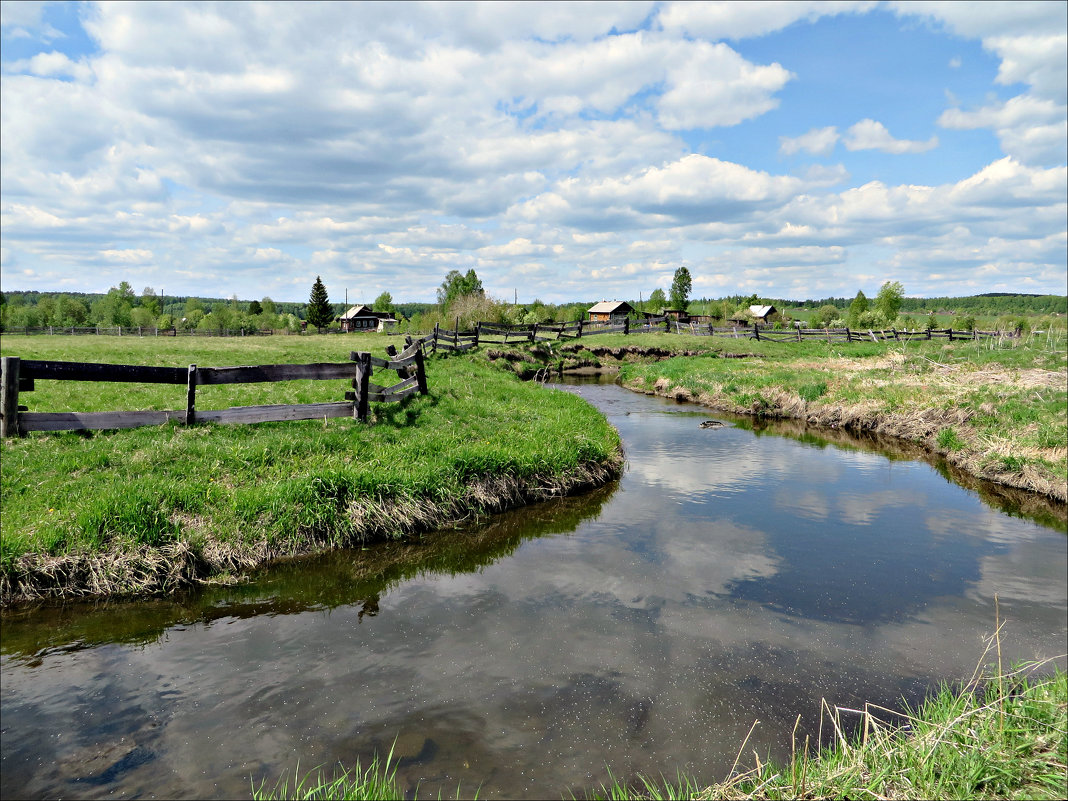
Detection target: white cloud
<box><xmin>657</xmin><ymin>41</ymin><xmax>794</xmax><ymax>129</ymax></box>
<box><xmin>780</xmin><ymin>126</ymin><xmax>839</xmax><ymax>156</ymax></box>
<box><xmin>940</xmin><ymin>95</ymin><xmax>1068</xmax><ymax>166</ymax></box>
<box><xmin>658</xmin><ymin>0</ymin><xmax>876</xmax><ymax>40</ymax></box>
<box><xmin>843</xmin><ymin>119</ymin><xmax>939</xmax><ymax>154</ymax></box>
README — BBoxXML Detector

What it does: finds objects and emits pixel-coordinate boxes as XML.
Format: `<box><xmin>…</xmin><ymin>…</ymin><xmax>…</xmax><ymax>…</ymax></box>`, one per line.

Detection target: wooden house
<box><xmin>587</xmin><ymin>300</ymin><xmax>634</xmax><ymax>322</ymax></box>
<box><xmin>338</xmin><ymin>305</ymin><xmax>396</xmax><ymax>332</ymax></box>
<box><xmin>749</xmin><ymin>304</ymin><xmax>777</xmax><ymax>323</ymax></box>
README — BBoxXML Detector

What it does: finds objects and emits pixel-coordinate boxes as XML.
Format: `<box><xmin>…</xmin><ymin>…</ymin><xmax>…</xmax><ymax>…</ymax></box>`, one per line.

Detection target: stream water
<box><xmin>2</xmin><ymin>376</ymin><xmax>1065</xmax><ymax>799</ymax></box>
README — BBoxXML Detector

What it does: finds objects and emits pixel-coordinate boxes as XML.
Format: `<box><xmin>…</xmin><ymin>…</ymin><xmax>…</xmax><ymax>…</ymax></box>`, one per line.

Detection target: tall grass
<box><xmin>251</xmin><ymin>751</ymin><xmax>405</xmax><ymax>801</ymax></box>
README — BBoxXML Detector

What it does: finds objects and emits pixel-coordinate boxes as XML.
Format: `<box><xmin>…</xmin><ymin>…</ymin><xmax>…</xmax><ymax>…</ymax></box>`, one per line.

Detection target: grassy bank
<box><xmin>0</xmin><ymin>334</ymin><xmax>621</xmax><ymax>603</ymax></box>
<box><xmin>251</xmin><ymin>661</ymin><xmax>1067</xmax><ymax>800</ymax></box>
<box><xmin>508</xmin><ymin>331</ymin><xmax>1066</xmax><ymax>501</ymax></box>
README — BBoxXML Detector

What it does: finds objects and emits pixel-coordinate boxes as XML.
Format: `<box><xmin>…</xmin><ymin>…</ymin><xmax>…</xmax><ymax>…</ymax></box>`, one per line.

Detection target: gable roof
<box><xmin>749</xmin><ymin>305</ymin><xmax>776</xmax><ymax>318</ymax></box>
<box><xmin>339</xmin><ymin>305</ymin><xmax>374</xmax><ymax>319</ymax></box>
<box><xmin>588</xmin><ymin>300</ymin><xmax>633</xmax><ymax>314</ymax></box>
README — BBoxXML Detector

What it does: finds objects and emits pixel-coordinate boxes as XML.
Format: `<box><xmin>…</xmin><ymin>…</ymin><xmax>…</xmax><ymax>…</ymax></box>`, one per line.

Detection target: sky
<box><xmin>1</xmin><ymin>1</ymin><xmax>1065</xmax><ymax>305</ymax></box>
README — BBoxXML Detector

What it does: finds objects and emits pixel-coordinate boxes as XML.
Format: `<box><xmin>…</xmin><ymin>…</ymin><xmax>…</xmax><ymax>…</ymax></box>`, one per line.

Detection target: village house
<box><xmin>337</xmin><ymin>305</ymin><xmax>397</xmax><ymax>332</ymax></box>
<box><xmin>730</xmin><ymin>304</ymin><xmax>778</xmax><ymax>326</ymax></box>
<box><xmin>587</xmin><ymin>300</ymin><xmax>634</xmax><ymax>322</ymax></box>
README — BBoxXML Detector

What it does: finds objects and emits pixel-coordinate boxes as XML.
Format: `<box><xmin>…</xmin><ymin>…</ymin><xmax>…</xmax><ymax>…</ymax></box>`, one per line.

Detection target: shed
<box><xmin>587</xmin><ymin>300</ymin><xmax>634</xmax><ymax>322</ymax></box>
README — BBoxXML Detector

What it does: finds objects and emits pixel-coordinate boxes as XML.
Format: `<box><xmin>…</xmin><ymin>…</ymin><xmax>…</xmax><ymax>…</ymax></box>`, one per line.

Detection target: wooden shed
<box><xmin>588</xmin><ymin>300</ymin><xmax>634</xmax><ymax>322</ymax></box>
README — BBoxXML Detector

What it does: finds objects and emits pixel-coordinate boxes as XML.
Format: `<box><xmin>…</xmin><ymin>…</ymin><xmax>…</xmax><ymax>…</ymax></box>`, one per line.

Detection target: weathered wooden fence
<box><xmin>0</xmin><ymin>341</ymin><xmax>428</xmax><ymax>437</ymax></box>
<box><xmin>409</xmin><ymin>318</ymin><xmax>1014</xmax><ymax>352</ymax></box>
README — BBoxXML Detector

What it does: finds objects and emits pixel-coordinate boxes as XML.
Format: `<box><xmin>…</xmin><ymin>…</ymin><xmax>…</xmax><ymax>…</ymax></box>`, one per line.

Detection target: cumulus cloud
<box><xmin>940</xmin><ymin>96</ymin><xmax>1068</xmax><ymax>166</ymax></box>
<box><xmin>0</xmin><ymin>1</ymin><xmax>1064</xmax><ymax>301</ymax></box>
<box><xmin>779</xmin><ymin>126</ymin><xmax>839</xmax><ymax>156</ymax></box>
<box><xmin>843</xmin><ymin>119</ymin><xmax>939</xmax><ymax>154</ymax></box>
<box><xmin>658</xmin><ymin>0</ymin><xmax>876</xmax><ymax>40</ymax></box>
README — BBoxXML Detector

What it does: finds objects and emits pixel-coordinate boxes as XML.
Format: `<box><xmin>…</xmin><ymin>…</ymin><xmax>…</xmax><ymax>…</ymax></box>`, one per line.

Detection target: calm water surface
<box><xmin>2</xmin><ymin>377</ymin><xmax>1066</xmax><ymax>799</ymax></box>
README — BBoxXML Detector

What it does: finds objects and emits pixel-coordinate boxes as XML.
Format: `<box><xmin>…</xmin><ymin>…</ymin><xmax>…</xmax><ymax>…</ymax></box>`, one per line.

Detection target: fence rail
<box><xmin>409</xmin><ymin>320</ymin><xmax>1016</xmax><ymax>352</ymax></box>
<box><xmin>0</xmin><ymin>340</ymin><xmax>428</xmax><ymax>437</ymax></box>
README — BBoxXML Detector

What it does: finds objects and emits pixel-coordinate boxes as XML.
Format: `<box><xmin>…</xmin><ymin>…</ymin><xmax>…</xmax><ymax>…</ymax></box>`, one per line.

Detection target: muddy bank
<box><xmin>623</xmin><ymin>376</ymin><xmax>1067</xmax><ymax>504</ymax></box>
<box><xmin>0</xmin><ymin>453</ymin><xmax>623</xmax><ymax>606</ymax></box>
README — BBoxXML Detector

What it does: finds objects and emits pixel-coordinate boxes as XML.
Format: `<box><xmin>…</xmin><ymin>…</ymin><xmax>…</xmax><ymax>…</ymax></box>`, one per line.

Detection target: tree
<box><xmin>437</xmin><ymin>269</ymin><xmax>484</xmax><ymax>310</ymax></box>
<box><xmin>669</xmin><ymin>267</ymin><xmax>692</xmax><ymax>311</ymax></box>
<box><xmin>646</xmin><ymin>288</ymin><xmax>667</xmax><ymax>313</ymax></box>
<box><xmin>373</xmin><ymin>291</ymin><xmax>395</xmax><ymax>314</ymax></box>
<box><xmin>847</xmin><ymin>290</ymin><xmax>869</xmax><ymax>327</ymax></box>
<box><xmin>248</xmin><ymin>299</ymin><xmax>263</xmax><ymax>316</ymax></box>
<box><xmin>261</xmin><ymin>297</ymin><xmax>277</xmax><ymax>315</ymax></box>
<box><xmin>812</xmin><ymin>304</ymin><xmax>840</xmax><ymax>328</ymax></box>
<box><xmin>140</xmin><ymin>287</ymin><xmax>161</xmax><ymax>316</ymax></box>
<box><xmin>874</xmin><ymin>280</ymin><xmax>904</xmax><ymax>325</ymax></box>
<box><xmin>306</xmin><ymin>276</ymin><xmax>334</xmax><ymax>331</ymax></box>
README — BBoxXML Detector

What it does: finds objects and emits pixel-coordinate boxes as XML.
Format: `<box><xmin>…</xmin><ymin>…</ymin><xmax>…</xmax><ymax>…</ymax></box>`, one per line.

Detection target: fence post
<box><xmin>753</xmin><ymin>326</ymin><xmax>760</xmax><ymax>341</ymax></box>
<box><xmin>355</xmin><ymin>352</ymin><xmax>371</xmax><ymax>421</ymax></box>
<box><xmin>578</xmin><ymin>319</ymin><xmax>584</xmax><ymax>338</ymax></box>
<box><xmin>623</xmin><ymin>317</ymin><xmax>630</xmax><ymax>335</ymax></box>
<box><xmin>474</xmin><ymin>322</ymin><xmax>481</xmax><ymax>347</ymax></box>
<box><xmin>185</xmin><ymin>364</ymin><xmax>197</xmax><ymax>425</ymax></box>
<box><xmin>1</xmin><ymin>357</ymin><xmax>21</xmax><ymax>437</ymax></box>
<box><xmin>414</xmin><ymin>348</ymin><xmax>428</xmax><ymax>395</ymax></box>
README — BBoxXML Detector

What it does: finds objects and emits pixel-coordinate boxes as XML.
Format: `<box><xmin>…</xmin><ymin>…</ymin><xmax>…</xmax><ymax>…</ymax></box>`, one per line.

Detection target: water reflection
<box><xmin>1</xmin><ymin>377</ymin><xmax>1064</xmax><ymax>800</ymax></box>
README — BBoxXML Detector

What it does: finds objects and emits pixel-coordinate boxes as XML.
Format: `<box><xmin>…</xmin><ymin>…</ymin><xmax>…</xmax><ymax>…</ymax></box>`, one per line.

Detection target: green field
<box><xmin>0</xmin><ymin>333</ymin><xmax>621</xmax><ymax>600</ymax></box>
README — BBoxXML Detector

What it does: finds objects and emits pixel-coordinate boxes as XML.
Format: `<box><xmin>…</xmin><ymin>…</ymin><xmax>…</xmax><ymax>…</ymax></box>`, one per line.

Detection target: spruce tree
<box><xmin>307</xmin><ymin>276</ymin><xmax>333</xmax><ymax>331</ymax></box>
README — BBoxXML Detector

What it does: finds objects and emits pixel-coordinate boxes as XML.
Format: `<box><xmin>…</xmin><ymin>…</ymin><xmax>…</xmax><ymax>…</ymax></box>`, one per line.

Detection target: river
<box><xmin>2</xmin><ymin>376</ymin><xmax>1065</xmax><ymax>799</ymax></box>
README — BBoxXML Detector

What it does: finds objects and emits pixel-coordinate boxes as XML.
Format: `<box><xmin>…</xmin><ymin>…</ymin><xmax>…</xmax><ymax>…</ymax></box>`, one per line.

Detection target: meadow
<box><xmin>0</xmin><ymin>333</ymin><xmax>621</xmax><ymax>600</ymax></box>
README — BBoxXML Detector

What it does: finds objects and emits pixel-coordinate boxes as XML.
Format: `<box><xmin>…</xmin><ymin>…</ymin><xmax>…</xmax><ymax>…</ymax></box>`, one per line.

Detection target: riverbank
<box><xmin>507</xmin><ymin>332</ymin><xmax>1065</xmax><ymax>502</ymax></box>
<box><xmin>253</xmin><ymin>661</ymin><xmax>1068</xmax><ymax>800</ymax></box>
<box><xmin>0</xmin><ymin>337</ymin><xmax>622</xmax><ymax>604</ymax></box>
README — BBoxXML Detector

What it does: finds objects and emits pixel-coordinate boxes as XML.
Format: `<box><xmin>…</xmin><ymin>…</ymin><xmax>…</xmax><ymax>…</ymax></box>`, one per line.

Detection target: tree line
<box><xmin>3</xmin><ymin>271</ymin><xmax>1064</xmax><ymax>334</ymax></box>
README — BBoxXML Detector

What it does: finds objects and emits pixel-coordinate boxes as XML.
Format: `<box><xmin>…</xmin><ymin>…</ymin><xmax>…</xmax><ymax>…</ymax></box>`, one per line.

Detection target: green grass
<box><xmin>252</xmin><ymin>750</ymin><xmax>407</xmax><ymax>801</ymax></box>
<box><xmin>0</xmin><ymin>334</ymin><xmax>620</xmax><ymax>595</ymax></box>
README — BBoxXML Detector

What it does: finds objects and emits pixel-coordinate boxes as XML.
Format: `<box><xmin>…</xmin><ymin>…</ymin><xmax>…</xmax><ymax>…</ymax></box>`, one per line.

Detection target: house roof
<box><xmin>749</xmin><ymin>305</ymin><xmax>776</xmax><ymax>318</ymax></box>
<box><xmin>588</xmin><ymin>300</ymin><xmax>633</xmax><ymax>314</ymax></box>
<box><xmin>339</xmin><ymin>305</ymin><xmax>374</xmax><ymax>319</ymax></box>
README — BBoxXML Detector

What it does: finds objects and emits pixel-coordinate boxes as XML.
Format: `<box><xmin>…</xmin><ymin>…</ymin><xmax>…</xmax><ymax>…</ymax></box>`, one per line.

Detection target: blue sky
<box><xmin>1</xmin><ymin>1</ymin><xmax>1065</xmax><ymax>304</ymax></box>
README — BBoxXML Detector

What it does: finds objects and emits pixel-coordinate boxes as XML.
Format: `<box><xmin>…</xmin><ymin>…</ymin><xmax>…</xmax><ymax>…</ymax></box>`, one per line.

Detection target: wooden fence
<box><xmin>0</xmin><ymin>340</ymin><xmax>428</xmax><ymax>437</ymax></box>
<box><xmin>409</xmin><ymin>318</ymin><xmax>1014</xmax><ymax>352</ymax></box>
